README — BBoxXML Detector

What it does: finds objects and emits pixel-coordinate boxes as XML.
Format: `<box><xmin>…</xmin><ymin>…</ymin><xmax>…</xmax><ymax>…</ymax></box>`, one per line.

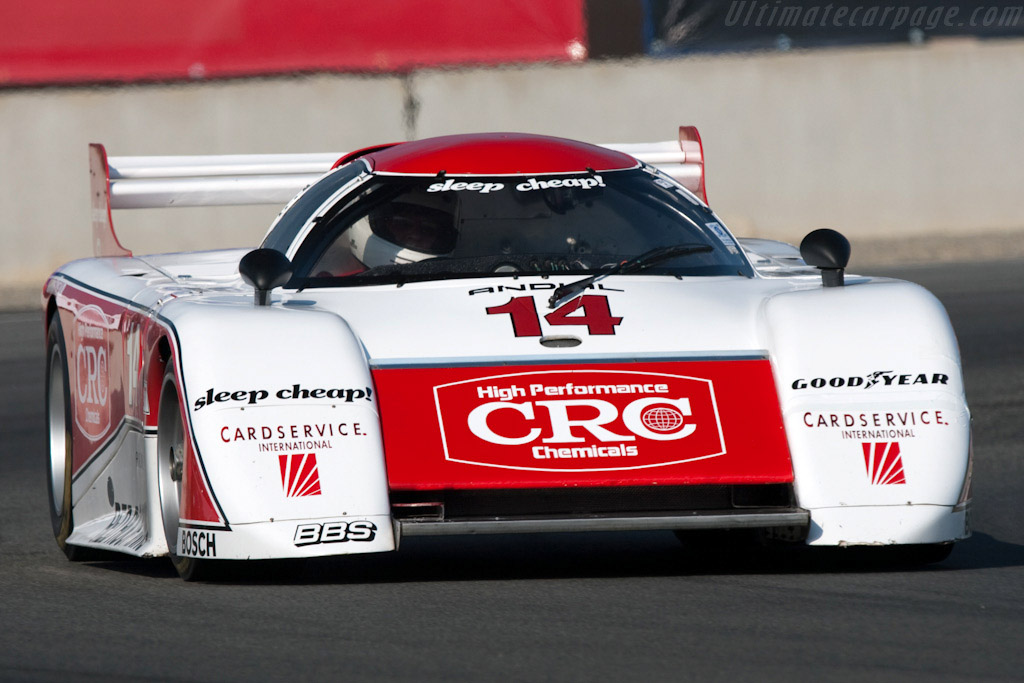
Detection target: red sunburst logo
<box><xmin>279</xmin><ymin>453</ymin><xmax>322</xmax><ymax>497</ymax></box>
<box><xmin>861</xmin><ymin>442</ymin><xmax>906</xmax><ymax>486</ymax></box>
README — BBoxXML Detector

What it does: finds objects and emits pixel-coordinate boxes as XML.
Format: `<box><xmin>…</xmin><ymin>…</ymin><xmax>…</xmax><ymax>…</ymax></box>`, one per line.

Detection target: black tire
<box><xmin>46</xmin><ymin>311</ymin><xmax>96</xmax><ymax>561</ymax></box>
<box><xmin>157</xmin><ymin>366</ymin><xmax>215</xmax><ymax>581</ymax></box>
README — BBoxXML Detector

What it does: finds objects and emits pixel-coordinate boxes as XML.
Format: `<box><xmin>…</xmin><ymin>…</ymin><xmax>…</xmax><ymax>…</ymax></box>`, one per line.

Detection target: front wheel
<box><xmin>156</xmin><ymin>367</ymin><xmax>213</xmax><ymax>581</ymax></box>
<box><xmin>46</xmin><ymin>312</ymin><xmax>95</xmax><ymax>561</ymax></box>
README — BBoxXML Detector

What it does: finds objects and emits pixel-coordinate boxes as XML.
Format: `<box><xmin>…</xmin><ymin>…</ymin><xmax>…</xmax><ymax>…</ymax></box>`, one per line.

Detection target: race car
<box><xmin>43</xmin><ymin>128</ymin><xmax>972</xmax><ymax>580</ymax></box>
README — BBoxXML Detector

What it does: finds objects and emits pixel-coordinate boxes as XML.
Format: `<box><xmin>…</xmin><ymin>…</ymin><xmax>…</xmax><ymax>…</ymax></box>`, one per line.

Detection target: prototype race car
<box><xmin>44</xmin><ymin>128</ymin><xmax>971</xmax><ymax>580</ymax></box>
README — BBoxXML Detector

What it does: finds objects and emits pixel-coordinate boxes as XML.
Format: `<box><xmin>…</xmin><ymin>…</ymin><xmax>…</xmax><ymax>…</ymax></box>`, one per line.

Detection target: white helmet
<box><xmin>347</xmin><ymin>200</ymin><xmax>457</xmax><ymax>267</ymax></box>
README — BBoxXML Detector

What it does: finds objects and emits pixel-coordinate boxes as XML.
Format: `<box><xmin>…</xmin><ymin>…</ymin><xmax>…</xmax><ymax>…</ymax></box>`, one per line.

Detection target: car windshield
<box><xmin>286</xmin><ymin>167</ymin><xmax>753</xmax><ymax>286</ymax></box>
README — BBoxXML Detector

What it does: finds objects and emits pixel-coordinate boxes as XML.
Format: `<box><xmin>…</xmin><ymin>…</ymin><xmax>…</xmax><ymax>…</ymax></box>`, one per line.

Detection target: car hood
<box><xmin>283</xmin><ymin>274</ymin><xmax>819</xmax><ymax>364</ymax></box>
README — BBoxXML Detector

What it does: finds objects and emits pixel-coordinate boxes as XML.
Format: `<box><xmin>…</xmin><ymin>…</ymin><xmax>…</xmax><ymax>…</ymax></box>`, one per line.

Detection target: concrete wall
<box><xmin>413</xmin><ymin>39</ymin><xmax>1024</xmax><ymax>241</ymax></box>
<box><xmin>2</xmin><ymin>39</ymin><xmax>1022</xmax><ymax>304</ymax></box>
<box><xmin>0</xmin><ymin>75</ymin><xmax>410</xmax><ymax>305</ymax></box>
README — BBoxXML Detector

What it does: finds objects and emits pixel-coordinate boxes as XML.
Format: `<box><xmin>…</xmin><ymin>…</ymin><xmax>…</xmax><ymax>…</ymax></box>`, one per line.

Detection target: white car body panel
<box><xmin>49</xmin><ymin>249</ymin><xmax>971</xmax><ymax>557</ymax></box>
<box><xmin>45</xmin><ymin>132</ymin><xmax>971</xmax><ymax>564</ymax></box>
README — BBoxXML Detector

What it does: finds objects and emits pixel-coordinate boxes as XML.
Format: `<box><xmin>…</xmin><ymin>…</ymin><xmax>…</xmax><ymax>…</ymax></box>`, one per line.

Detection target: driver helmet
<box><xmin>347</xmin><ymin>197</ymin><xmax>457</xmax><ymax>267</ymax></box>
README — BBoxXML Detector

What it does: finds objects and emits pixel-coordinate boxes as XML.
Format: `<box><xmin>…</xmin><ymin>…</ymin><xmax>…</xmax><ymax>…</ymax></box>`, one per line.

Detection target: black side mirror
<box><xmin>800</xmin><ymin>229</ymin><xmax>851</xmax><ymax>288</ymax></box>
<box><xmin>239</xmin><ymin>249</ymin><xmax>292</xmax><ymax>306</ymax></box>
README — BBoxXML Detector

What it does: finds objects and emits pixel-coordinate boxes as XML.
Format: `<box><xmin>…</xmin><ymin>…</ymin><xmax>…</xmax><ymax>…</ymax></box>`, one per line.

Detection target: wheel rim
<box><xmin>157</xmin><ymin>380</ymin><xmax>185</xmax><ymax>556</ymax></box>
<box><xmin>47</xmin><ymin>344</ymin><xmax>67</xmax><ymax>519</ymax></box>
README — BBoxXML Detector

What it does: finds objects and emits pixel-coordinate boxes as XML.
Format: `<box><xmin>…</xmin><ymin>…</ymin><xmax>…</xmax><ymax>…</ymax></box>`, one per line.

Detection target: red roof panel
<box><xmin>365</xmin><ymin>133</ymin><xmax>637</xmax><ymax>175</ymax></box>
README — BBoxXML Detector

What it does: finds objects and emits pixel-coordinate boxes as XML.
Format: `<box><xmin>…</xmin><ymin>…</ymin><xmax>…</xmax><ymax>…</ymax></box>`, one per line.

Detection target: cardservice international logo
<box><xmin>432</xmin><ymin>370</ymin><xmax>725</xmax><ymax>472</ymax></box>
<box><xmin>279</xmin><ymin>453</ymin><xmax>322</xmax><ymax>497</ymax></box>
<box><xmin>862</xmin><ymin>442</ymin><xmax>906</xmax><ymax>486</ymax></box>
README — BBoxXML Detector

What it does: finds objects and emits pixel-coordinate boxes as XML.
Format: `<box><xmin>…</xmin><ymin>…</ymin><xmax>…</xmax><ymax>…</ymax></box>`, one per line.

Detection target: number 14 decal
<box><xmin>486</xmin><ymin>295</ymin><xmax>623</xmax><ymax>337</ymax></box>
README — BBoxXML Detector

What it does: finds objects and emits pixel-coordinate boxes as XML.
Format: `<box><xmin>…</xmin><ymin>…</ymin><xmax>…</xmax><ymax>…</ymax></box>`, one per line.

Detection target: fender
<box><xmin>164</xmin><ymin>298</ymin><xmax>395</xmax><ymax>559</ymax></box>
<box><xmin>761</xmin><ymin>279</ymin><xmax>970</xmax><ymax>545</ymax></box>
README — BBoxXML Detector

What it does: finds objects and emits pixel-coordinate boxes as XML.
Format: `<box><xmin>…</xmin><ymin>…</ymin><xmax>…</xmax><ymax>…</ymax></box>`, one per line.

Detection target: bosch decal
<box><xmin>294</xmin><ymin>520</ymin><xmax>377</xmax><ymax>546</ymax></box>
<box><xmin>193</xmin><ymin>384</ymin><xmax>373</xmax><ymax>411</ymax></box>
<box><xmin>791</xmin><ymin>371</ymin><xmax>949</xmax><ymax>391</ymax></box>
<box><xmin>433</xmin><ymin>370</ymin><xmax>724</xmax><ymax>472</ymax></box>
<box><xmin>862</xmin><ymin>442</ymin><xmax>907</xmax><ymax>485</ymax></box>
<box><xmin>179</xmin><ymin>529</ymin><xmax>218</xmax><ymax>557</ymax></box>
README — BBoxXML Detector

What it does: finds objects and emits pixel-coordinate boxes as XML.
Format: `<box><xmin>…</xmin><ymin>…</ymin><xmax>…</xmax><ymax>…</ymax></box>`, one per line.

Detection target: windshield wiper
<box><xmin>547</xmin><ymin>243</ymin><xmax>713</xmax><ymax>309</ymax></box>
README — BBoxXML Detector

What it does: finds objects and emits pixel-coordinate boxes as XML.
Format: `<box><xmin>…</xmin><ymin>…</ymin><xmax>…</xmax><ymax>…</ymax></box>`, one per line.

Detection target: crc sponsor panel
<box><xmin>72</xmin><ymin>304</ymin><xmax>120</xmax><ymax>442</ymax></box>
<box><xmin>372</xmin><ymin>360</ymin><xmax>793</xmax><ymax>488</ymax></box>
<box><xmin>442</xmin><ymin>374</ymin><xmax>717</xmax><ymax>470</ymax></box>
<box><xmin>57</xmin><ymin>287</ymin><xmax>132</xmax><ymax>474</ymax></box>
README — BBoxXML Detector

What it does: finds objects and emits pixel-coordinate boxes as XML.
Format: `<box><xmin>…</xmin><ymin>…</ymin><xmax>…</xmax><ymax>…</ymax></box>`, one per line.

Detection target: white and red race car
<box><xmin>44</xmin><ymin>129</ymin><xmax>971</xmax><ymax>579</ymax></box>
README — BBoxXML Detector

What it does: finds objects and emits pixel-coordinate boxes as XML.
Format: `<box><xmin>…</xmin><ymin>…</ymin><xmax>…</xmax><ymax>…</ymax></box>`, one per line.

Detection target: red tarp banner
<box><xmin>0</xmin><ymin>0</ymin><xmax>586</xmax><ymax>86</ymax></box>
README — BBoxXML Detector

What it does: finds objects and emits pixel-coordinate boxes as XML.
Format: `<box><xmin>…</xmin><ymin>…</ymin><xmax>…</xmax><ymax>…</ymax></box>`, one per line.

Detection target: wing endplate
<box><xmin>89</xmin><ymin>143</ymin><xmax>131</xmax><ymax>258</ymax></box>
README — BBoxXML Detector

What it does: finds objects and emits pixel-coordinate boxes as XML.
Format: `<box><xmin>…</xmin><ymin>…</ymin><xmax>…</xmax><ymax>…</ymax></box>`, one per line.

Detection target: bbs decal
<box><xmin>294</xmin><ymin>520</ymin><xmax>377</xmax><ymax>546</ymax></box>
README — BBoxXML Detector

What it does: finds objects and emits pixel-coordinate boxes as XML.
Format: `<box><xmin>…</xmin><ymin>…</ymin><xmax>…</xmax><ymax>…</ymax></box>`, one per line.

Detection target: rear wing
<box><xmin>90</xmin><ymin>126</ymin><xmax>708</xmax><ymax>257</ymax></box>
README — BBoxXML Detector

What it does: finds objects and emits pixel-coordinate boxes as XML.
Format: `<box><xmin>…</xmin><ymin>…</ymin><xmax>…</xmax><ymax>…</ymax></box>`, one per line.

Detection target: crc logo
<box><xmin>434</xmin><ymin>370</ymin><xmax>725</xmax><ymax>472</ymax></box>
<box><xmin>468</xmin><ymin>397</ymin><xmax>696</xmax><ymax>445</ymax></box>
<box><xmin>73</xmin><ymin>304</ymin><xmax>116</xmax><ymax>441</ymax></box>
<box><xmin>294</xmin><ymin>520</ymin><xmax>377</xmax><ymax>546</ymax></box>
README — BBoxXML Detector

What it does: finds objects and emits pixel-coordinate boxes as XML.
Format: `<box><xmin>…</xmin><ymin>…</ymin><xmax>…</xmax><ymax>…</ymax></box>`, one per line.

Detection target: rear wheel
<box><xmin>157</xmin><ymin>367</ymin><xmax>211</xmax><ymax>581</ymax></box>
<box><xmin>46</xmin><ymin>312</ymin><xmax>94</xmax><ymax>561</ymax></box>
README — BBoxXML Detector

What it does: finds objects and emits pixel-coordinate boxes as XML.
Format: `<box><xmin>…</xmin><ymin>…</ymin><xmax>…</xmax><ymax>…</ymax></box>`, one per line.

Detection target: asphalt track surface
<box><xmin>2</xmin><ymin>259</ymin><xmax>1023</xmax><ymax>682</ymax></box>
